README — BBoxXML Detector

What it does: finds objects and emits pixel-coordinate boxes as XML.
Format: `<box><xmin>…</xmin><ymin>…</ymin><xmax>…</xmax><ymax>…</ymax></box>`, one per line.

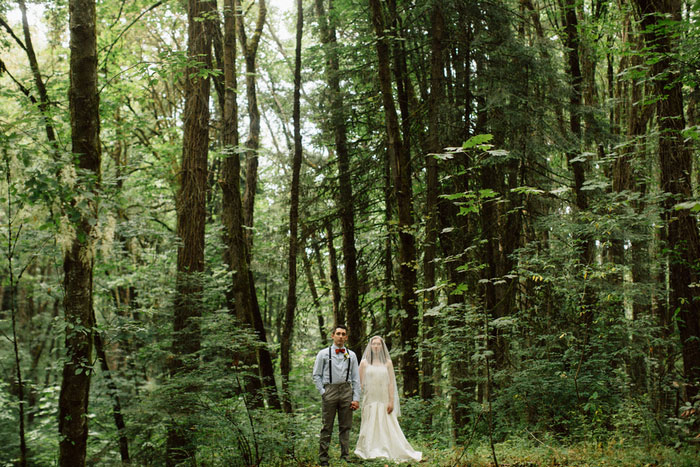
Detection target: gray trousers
<box><xmin>319</xmin><ymin>382</ymin><xmax>353</xmax><ymax>462</ymax></box>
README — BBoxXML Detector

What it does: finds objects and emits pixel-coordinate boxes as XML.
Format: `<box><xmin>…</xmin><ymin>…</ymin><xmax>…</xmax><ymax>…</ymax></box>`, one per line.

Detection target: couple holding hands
<box><xmin>312</xmin><ymin>325</ymin><xmax>422</xmax><ymax>465</ymax></box>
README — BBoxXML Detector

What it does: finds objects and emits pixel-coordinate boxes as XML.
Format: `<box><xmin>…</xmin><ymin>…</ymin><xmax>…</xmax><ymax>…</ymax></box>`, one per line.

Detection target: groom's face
<box><xmin>331</xmin><ymin>328</ymin><xmax>348</xmax><ymax>347</ymax></box>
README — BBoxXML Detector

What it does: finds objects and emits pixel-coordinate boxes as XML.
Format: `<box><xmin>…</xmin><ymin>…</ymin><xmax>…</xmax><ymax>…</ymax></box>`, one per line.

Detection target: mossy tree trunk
<box><xmin>165</xmin><ymin>0</ymin><xmax>215</xmax><ymax>463</ymax></box>
<box><xmin>59</xmin><ymin>0</ymin><xmax>100</xmax><ymax>464</ymax></box>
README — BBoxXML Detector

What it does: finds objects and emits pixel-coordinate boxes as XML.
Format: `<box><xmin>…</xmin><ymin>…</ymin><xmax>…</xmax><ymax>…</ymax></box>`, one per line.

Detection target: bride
<box><xmin>354</xmin><ymin>336</ymin><xmax>422</xmax><ymax>462</ymax></box>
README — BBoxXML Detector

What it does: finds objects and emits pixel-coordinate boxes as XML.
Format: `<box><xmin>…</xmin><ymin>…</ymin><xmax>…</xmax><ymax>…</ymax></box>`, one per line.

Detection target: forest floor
<box><xmin>290</xmin><ymin>437</ymin><xmax>700</xmax><ymax>466</ymax></box>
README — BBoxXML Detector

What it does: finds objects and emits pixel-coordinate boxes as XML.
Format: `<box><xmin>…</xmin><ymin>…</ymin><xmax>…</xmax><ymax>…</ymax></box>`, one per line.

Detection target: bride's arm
<box><xmin>359</xmin><ymin>360</ymin><xmax>367</xmax><ymax>390</ymax></box>
<box><xmin>387</xmin><ymin>361</ymin><xmax>395</xmax><ymax>414</ymax></box>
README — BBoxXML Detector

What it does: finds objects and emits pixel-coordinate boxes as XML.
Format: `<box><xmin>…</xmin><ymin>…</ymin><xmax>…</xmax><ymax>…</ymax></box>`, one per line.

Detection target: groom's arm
<box><xmin>312</xmin><ymin>350</ymin><xmax>326</xmax><ymax>395</ymax></box>
<box><xmin>350</xmin><ymin>353</ymin><xmax>361</xmax><ymax>403</ymax></box>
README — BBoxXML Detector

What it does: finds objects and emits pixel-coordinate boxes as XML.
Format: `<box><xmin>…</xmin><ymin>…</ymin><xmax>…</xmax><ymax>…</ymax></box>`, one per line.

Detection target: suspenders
<box><xmin>327</xmin><ymin>346</ymin><xmax>351</xmax><ymax>384</ymax></box>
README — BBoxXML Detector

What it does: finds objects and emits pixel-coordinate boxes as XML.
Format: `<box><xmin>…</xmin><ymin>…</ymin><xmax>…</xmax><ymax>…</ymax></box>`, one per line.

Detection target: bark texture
<box><xmin>236</xmin><ymin>0</ymin><xmax>266</xmax><ymax>244</ymax></box>
<box><xmin>281</xmin><ymin>0</ymin><xmax>304</xmax><ymax>414</ymax></box>
<box><xmin>220</xmin><ymin>0</ymin><xmax>263</xmax><ymax>403</ymax></box>
<box><xmin>634</xmin><ymin>0</ymin><xmax>700</xmax><ymax>400</ymax></box>
<box><xmin>59</xmin><ymin>0</ymin><xmax>100</xmax><ymax>464</ymax></box>
<box><xmin>165</xmin><ymin>0</ymin><xmax>214</xmax><ymax>463</ymax></box>
<box><xmin>233</xmin><ymin>0</ymin><xmax>281</xmax><ymax>410</ymax></box>
<box><xmin>369</xmin><ymin>0</ymin><xmax>419</xmax><ymax>397</ymax></box>
<box><xmin>421</xmin><ymin>0</ymin><xmax>445</xmax><ymax>403</ymax></box>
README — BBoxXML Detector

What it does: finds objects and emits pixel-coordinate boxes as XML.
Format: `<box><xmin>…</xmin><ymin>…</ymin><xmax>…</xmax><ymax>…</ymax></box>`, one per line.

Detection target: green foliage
<box><xmin>456</xmin><ymin>436</ymin><xmax>700</xmax><ymax>467</ymax></box>
<box><xmin>1</xmin><ymin>0</ymin><xmax>699</xmax><ymax>464</ymax></box>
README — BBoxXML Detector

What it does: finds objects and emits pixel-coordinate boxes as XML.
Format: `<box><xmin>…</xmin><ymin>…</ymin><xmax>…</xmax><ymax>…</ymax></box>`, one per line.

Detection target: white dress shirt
<box><xmin>312</xmin><ymin>344</ymin><xmax>361</xmax><ymax>401</ymax></box>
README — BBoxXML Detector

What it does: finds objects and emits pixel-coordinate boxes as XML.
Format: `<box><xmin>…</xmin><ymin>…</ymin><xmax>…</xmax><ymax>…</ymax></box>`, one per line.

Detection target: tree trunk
<box><xmin>383</xmin><ymin>147</ymin><xmax>395</xmax><ymax>350</ymax></box>
<box><xmin>280</xmin><ymin>0</ymin><xmax>303</xmax><ymax>414</ymax></box>
<box><xmin>18</xmin><ymin>0</ymin><xmax>57</xmax><ymax>148</ymax></box>
<box><xmin>165</xmin><ymin>0</ymin><xmax>214</xmax><ymax>463</ymax></box>
<box><xmin>302</xmin><ymin>245</ymin><xmax>326</xmax><ymax>344</ymax></box>
<box><xmin>59</xmin><ymin>1</ymin><xmax>100</xmax><ymax>464</ymax></box>
<box><xmin>560</xmin><ymin>0</ymin><xmax>596</xmax><ymax>344</ymax></box>
<box><xmin>325</xmin><ymin>220</ymin><xmax>343</xmax><ymax>325</ymax></box>
<box><xmin>6</xmin><ymin>183</ymin><xmax>28</xmax><ymax>466</ymax></box>
<box><xmin>236</xmin><ymin>0</ymin><xmax>266</xmax><ymax>247</ymax></box>
<box><xmin>387</xmin><ymin>0</ymin><xmax>412</xmax><ymax>172</ymax></box>
<box><xmin>220</xmin><ymin>0</ymin><xmax>263</xmax><ymax>403</ymax></box>
<box><xmin>612</xmin><ymin>13</ymin><xmax>651</xmax><ymax>396</ymax></box>
<box><xmin>94</xmin><ymin>332</ymin><xmax>129</xmax><ymax>463</ymax></box>
<box><xmin>635</xmin><ymin>0</ymin><xmax>700</xmax><ymax>401</ymax></box>
<box><xmin>233</xmin><ymin>0</ymin><xmax>281</xmax><ymax>410</ymax></box>
<box><xmin>439</xmin><ymin>16</ymin><xmax>476</xmax><ymax>437</ymax></box>
<box><xmin>369</xmin><ymin>0</ymin><xmax>419</xmax><ymax>398</ymax></box>
<box><xmin>313</xmin><ymin>0</ymin><xmax>362</xmax><ymax>354</ymax></box>
<box><xmin>421</xmin><ymin>0</ymin><xmax>445</xmax><ymax>404</ymax></box>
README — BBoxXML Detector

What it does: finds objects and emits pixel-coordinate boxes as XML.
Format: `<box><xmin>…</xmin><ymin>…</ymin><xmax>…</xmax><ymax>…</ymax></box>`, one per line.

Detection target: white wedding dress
<box><xmin>354</xmin><ymin>364</ymin><xmax>422</xmax><ymax>462</ymax></box>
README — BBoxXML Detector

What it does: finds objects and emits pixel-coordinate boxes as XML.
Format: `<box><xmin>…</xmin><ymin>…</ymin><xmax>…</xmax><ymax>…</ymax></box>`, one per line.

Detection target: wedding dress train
<box><xmin>354</xmin><ymin>364</ymin><xmax>422</xmax><ymax>462</ymax></box>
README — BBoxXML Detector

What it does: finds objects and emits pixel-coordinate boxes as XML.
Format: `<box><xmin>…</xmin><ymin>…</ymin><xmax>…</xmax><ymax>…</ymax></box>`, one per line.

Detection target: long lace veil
<box><xmin>361</xmin><ymin>336</ymin><xmax>401</xmax><ymax>417</ymax></box>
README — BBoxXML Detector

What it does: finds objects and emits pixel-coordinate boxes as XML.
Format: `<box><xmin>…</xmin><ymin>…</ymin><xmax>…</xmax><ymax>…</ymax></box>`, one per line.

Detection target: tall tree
<box><xmin>236</xmin><ymin>0</ymin><xmax>266</xmax><ymax>243</ymax></box>
<box><xmin>634</xmin><ymin>0</ymin><xmax>700</xmax><ymax>401</ymax></box>
<box><xmin>421</xmin><ymin>0</ymin><xmax>445</xmax><ymax>403</ymax></box>
<box><xmin>219</xmin><ymin>0</ymin><xmax>264</xmax><ymax>402</ymax></box>
<box><xmin>369</xmin><ymin>0</ymin><xmax>420</xmax><ymax>397</ymax></box>
<box><xmin>611</xmin><ymin>9</ymin><xmax>653</xmax><ymax>397</ymax></box>
<box><xmin>280</xmin><ymin>0</ymin><xmax>303</xmax><ymax>414</ymax></box>
<box><xmin>560</xmin><ymin>0</ymin><xmax>596</xmax><ymax>352</ymax></box>
<box><xmin>165</xmin><ymin>0</ymin><xmax>215</xmax><ymax>463</ymax></box>
<box><xmin>313</xmin><ymin>0</ymin><xmax>362</xmax><ymax>353</ymax></box>
<box><xmin>234</xmin><ymin>0</ymin><xmax>281</xmax><ymax>410</ymax></box>
<box><xmin>58</xmin><ymin>0</ymin><xmax>100</xmax><ymax>464</ymax></box>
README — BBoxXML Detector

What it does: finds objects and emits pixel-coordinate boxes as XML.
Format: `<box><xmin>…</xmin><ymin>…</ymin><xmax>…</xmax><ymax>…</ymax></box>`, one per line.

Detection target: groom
<box><xmin>312</xmin><ymin>325</ymin><xmax>361</xmax><ymax>465</ymax></box>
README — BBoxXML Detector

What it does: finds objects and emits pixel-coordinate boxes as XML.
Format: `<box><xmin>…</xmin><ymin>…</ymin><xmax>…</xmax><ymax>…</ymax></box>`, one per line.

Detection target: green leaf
<box><xmin>511</xmin><ymin>186</ymin><xmax>544</xmax><ymax>195</ymax></box>
<box><xmin>674</xmin><ymin>200</ymin><xmax>700</xmax><ymax>212</ymax></box>
<box><xmin>479</xmin><ymin>189</ymin><xmax>498</xmax><ymax>199</ymax></box>
<box><xmin>462</xmin><ymin>134</ymin><xmax>493</xmax><ymax>149</ymax></box>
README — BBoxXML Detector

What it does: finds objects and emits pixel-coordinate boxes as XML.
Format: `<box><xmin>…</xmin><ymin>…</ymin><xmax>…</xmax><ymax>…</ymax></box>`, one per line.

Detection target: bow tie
<box><xmin>335</xmin><ymin>348</ymin><xmax>346</xmax><ymax>354</ymax></box>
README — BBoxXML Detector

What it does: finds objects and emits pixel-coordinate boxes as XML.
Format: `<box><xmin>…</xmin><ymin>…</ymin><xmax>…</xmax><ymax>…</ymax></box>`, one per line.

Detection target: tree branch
<box><xmin>0</xmin><ymin>16</ymin><xmax>27</xmax><ymax>51</ymax></box>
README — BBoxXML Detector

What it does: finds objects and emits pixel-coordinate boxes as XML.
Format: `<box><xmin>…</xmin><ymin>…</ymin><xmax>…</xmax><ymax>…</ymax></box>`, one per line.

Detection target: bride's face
<box><xmin>371</xmin><ymin>338</ymin><xmax>383</xmax><ymax>355</ymax></box>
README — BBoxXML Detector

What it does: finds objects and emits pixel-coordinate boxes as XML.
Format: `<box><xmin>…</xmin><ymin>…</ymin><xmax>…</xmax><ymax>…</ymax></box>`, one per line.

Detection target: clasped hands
<box><xmin>349</xmin><ymin>401</ymin><xmax>393</xmax><ymax>413</ymax></box>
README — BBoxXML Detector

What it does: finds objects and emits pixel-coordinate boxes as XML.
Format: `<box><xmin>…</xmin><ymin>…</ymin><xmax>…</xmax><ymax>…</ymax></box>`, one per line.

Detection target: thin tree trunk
<box><xmin>5</xmin><ymin>162</ymin><xmax>27</xmax><ymax>465</ymax></box>
<box><xmin>220</xmin><ymin>0</ymin><xmax>264</xmax><ymax>403</ymax></box>
<box><xmin>387</xmin><ymin>0</ymin><xmax>412</xmax><ymax>161</ymax></box>
<box><xmin>165</xmin><ymin>0</ymin><xmax>214</xmax><ymax>463</ymax></box>
<box><xmin>59</xmin><ymin>1</ymin><xmax>100</xmax><ymax>464</ymax></box>
<box><xmin>421</xmin><ymin>1</ymin><xmax>445</xmax><ymax>404</ymax></box>
<box><xmin>17</xmin><ymin>0</ymin><xmax>57</xmax><ymax>148</ymax></box>
<box><xmin>94</xmin><ymin>332</ymin><xmax>129</xmax><ymax>463</ymax></box>
<box><xmin>560</xmin><ymin>0</ymin><xmax>596</xmax><ymax>346</ymax></box>
<box><xmin>234</xmin><ymin>0</ymin><xmax>281</xmax><ymax>410</ymax></box>
<box><xmin>249</xmin><ymin>270</ymin><xmax>281</xmax><ymax>409</ymax></box>
<box><xmin>383</xmin><ymin>146</ymin><xmax>395</xmax><ymax>350</ymax></box>
<box><xmin>313</xmin><ymin>0</ymin><xmax>362</xmax><ymax>353</ymax></box>
<box><xmin>280</xmin><ymin>0</ymin><xmax>303</xmax><ymax>414</ymax></box>
<box><xmin>439</xmin><ymin>14</ymin><xmax>476</xmax><ymax>437</ymax></box>
<box><xmin>613</xmin><ymin>14</ymin><xmax>651</xmax><ymax>396</ymax></box>
<box><xmin>369</xmin><ymin>0</ymin><xmax>419</xmax><ymax>398</ymax></box>
<box><xmin>302</xmin><ymin>246</ymin><xmax>326</xmax><ymax>344</ymax></box>
<box><xmin>236</xmin><ymin>0</ymin><xmax>266</xmax><ymax>247</ymax></box>
<box><xmin>325</xmin><ymin>220</ymin><xmax>343</xmax><ymax>325</ymax></box>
